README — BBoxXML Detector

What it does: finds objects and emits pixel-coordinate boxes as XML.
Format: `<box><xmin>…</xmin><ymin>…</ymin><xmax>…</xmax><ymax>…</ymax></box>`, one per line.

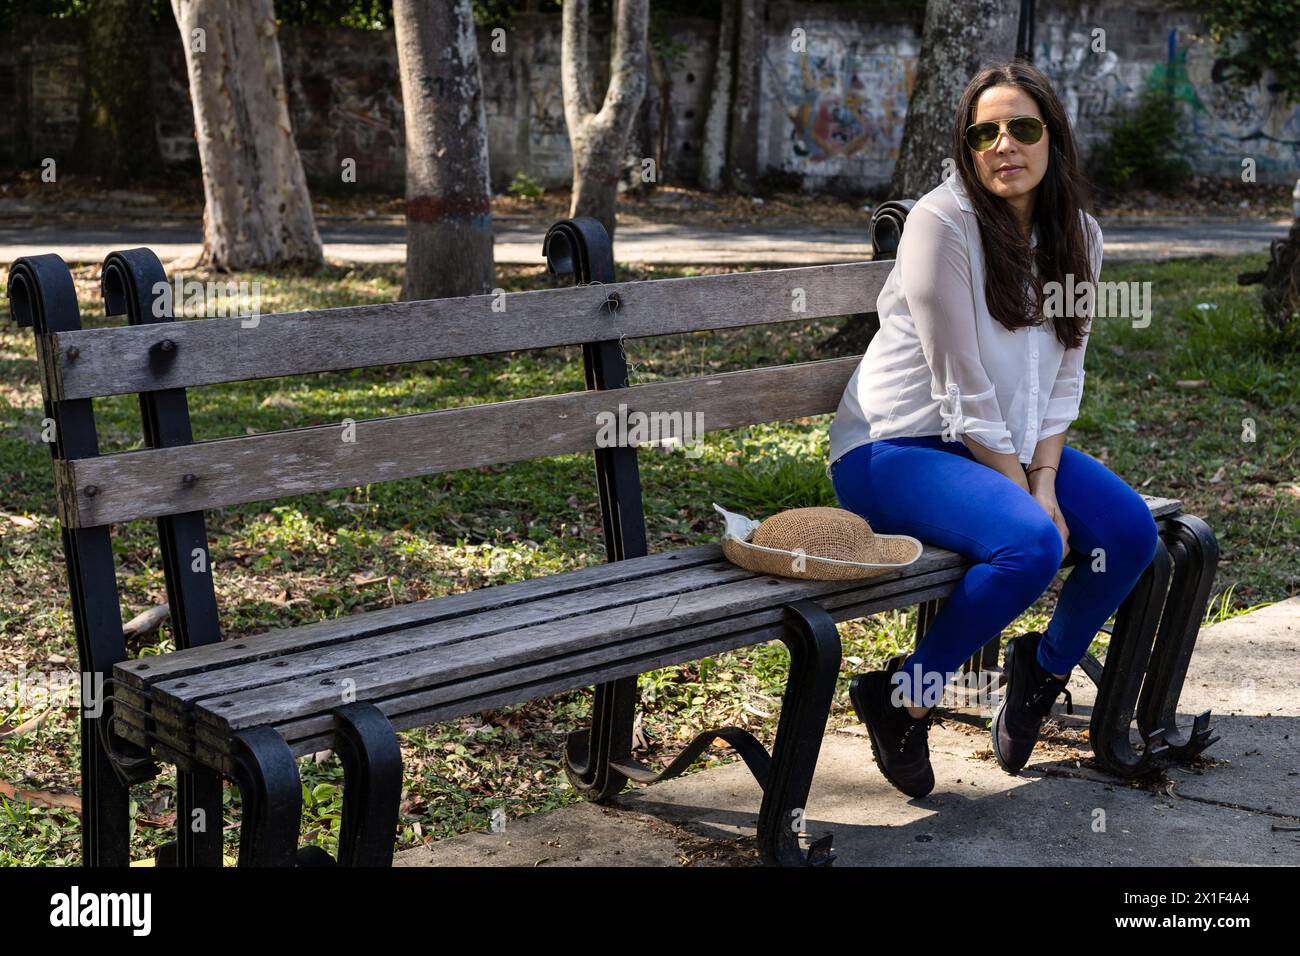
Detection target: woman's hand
<box><xmin>1029</xmin><ymin>471</ymin><xmax>1070</xmax><ymax>562</ymax></box>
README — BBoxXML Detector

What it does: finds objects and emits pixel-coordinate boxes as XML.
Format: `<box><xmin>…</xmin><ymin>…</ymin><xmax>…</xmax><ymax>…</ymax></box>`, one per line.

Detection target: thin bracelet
<box><xmin>1027</xmin><ymin>465</ymin><xmax>1058</xmax><ymax>476</ymax></box>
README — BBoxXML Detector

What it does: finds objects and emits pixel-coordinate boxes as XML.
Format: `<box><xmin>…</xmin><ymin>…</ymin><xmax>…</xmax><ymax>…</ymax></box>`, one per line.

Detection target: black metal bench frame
<box><xmin>9</xmin><ymin>218</ymin><xmax>1218</xmax><ymax>869</ymax></box>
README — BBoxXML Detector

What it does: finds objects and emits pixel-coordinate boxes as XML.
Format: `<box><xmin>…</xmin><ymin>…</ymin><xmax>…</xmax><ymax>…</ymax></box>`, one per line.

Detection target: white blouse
<box><xmin>827</xmin><ymin>173</ymin><xmax>1103</xmax><ymax>474</ymax></box>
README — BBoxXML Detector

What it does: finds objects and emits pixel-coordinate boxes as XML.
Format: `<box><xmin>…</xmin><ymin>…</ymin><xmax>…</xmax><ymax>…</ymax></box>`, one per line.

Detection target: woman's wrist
<box><xmin>1026</xmin><ymin>463</ymin><xmax>1057</xmax><ymax>488</ymax></box>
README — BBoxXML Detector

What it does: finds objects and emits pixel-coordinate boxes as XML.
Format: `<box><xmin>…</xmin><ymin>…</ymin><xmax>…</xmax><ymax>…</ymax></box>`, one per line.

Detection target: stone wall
<box><xmin>2</xmin><ymin>1</ymin><xmax>1297</xmax><ymax>192</ymax></box>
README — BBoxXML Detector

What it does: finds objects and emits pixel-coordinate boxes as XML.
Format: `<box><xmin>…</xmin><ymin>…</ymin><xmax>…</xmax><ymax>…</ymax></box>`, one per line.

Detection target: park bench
<box><xmin>9</xmin><ymin>217</ymin><xmax>1219</xmax><ymax>868</ymax></box>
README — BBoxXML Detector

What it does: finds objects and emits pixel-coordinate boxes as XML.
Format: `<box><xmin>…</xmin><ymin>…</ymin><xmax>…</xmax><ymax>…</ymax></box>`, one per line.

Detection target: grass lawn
<box><xmin>0</xmin><ymin>253</ymin><xmax>1296</xmax><ymax>865</ymax></box>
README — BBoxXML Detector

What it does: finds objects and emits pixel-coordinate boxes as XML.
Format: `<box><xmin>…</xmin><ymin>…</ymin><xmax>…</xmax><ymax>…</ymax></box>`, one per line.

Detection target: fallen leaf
<box><xmin>138</xmin><ymin>810</ymin><xmax>177</xmax><ymax>828</ymax></box>
<box><xmin>0</xmin><ymin>779</ymin><xmax>82</xmax><ymax>812</ymax></box>
<box><xmin>0</xmin><ymin>710</ymin><xmax>51</xmax><ymax>740</ymax></box>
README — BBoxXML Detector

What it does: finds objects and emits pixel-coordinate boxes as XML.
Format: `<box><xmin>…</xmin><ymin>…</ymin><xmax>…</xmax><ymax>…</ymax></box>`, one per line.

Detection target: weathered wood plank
<box><xmin>62</xmin><ymin>357</ymin><xmax>860</xmax><ymax>527</ymax></box>
<box><xmin>47</xmin><ymin>261</ymin><xmax>892</xmax><ymax>400</ymax></box>
<box><xmin>187</xmin><ymin>559</ymin><xmax>955</xmax><ymax>731</ymax></box>
<box><xmin>143</xmin><ymin>561</ymin><xmax>762</xmax><ymax>706</ymax></box>
<box><xmin>116</xmin><ymin>544</ymin><xmax>729</xmax><ymax>689</ymax></box>
<box><xmin>206</xmin><ymin>575</ymin><xmax>968</xmax><ymax>762</ymax></box>
<box><xmin>1140</xmin><ymin>495</ymin><xmax>1182</xmax><ymax>519</ymax></box>
<box><xmin>137</xmin><ymin>555</ymin><xmax>965</xmax><ymax>737</ymax></box>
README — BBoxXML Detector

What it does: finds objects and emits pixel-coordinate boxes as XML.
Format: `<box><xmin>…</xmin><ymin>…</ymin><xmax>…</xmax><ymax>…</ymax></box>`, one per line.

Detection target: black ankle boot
<box><xmin>991</xmin><ymin>631</ymin><xmax>1073</xmax><ymax>774</ymax></box>
<box><xmin>849</xmin><ymin>655</ymin><xmax>936</xmax><ymax>798</ymax></box>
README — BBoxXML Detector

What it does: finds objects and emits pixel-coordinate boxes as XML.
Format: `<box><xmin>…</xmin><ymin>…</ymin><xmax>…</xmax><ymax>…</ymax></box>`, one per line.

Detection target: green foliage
<box><xmin>275</xmin><ymin>0</ymin><xmax>392</xmax><ymax>29</ymax></box>
<box><xmin>1194</xmin><ymin>0</ymin><xmax>1300</xmax><ymax>104</ymax></box>
<box><xmin>1088</xmin><ymin>77</ymin><xmax>1196</xmax><ymax>194</ymax></box>
<box><xmin>507</xmin><ymin>171</ymin><xmax>545</xmax><ymax>201</ymax></box>
<box><xmin>711</xmin><ymin>446</ymin><xmax>838</xmax><ymax>516</ymax></box>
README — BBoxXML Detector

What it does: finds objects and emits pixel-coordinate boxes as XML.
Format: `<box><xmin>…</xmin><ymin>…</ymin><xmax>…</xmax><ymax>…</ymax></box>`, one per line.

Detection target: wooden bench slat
<box><xmin>127</xmin><ymin>549</ymin><xmax>960</xmax><ymax>736</ymax></box>
<box><xmin>60</xmin><ymin>357</ymin><xmax>860</xmax><ymax>528</ymax></box>
<box><xmin>199</xmin><ymin>570</ymin><xmax>970</xmax><ymax>764</ymax></box>
<box><xmin>140</xmin><ymin>560</ymin><xmax>762</xmax><ymax>707</ymax></box>
<box><xmin>116</xmin><ymin>544</ymin><xmax>727</xmax><ymax>690</ymax></box>
<box><xmin>47</xmin><ymin>262</ymin><xmax>891</xmax><ymax>400</ymax></box>
<box><xmin>182</xmin><ymin>556</ymin><xmax>959</xmax><ymax>731</ymax></box>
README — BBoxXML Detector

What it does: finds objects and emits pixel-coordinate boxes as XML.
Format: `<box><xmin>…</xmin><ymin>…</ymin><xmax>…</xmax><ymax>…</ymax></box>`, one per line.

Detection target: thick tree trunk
<box><xmin>889</xmin><ymin>0</ymin><xmax>1019</xmax><ymax>199</ymax></box>
<box><xmin>561</xmin><ymin>0</ymin><xmax>649</xmax><ymax>241</ymax></box>
<box><xmin>393</xmin><ymin>0</ymin><xmax>495</xmax><ymax>300</ymax></box>
<box><xmin>171</xmin><ymin>0</ymin><xmax>322</xmax><ymax>269</ymax></box>
<box><xmin>77</xmin><ymin>0</ymin><xmax>160</xmax><ymax>184</ymax></box>
<box><xmin>698</xmin><ymin>0</ymin><xmax>736</xmax><ymax>192</ymax></box>
<box><xmin>725</xmin><ymin>0</ymin><xmax>762</xmax><ymax>193</ymax></box>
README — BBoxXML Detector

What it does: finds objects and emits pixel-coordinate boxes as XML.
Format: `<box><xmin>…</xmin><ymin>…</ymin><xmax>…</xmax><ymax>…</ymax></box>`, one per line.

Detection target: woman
<box><xmin>827</xmin><ymin>61</ymin><xmax>1158</xmax><ymax>798</ymax></box>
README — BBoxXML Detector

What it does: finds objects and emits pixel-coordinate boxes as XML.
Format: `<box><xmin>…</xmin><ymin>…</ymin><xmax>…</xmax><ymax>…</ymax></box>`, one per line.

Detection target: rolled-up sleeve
<box><xmin>899</xmin><ymin>204</ymin><xmax>1016</xmax><ymax>455</ymax></box>
<box><xmin>1040</xmin><ymin>216</ymin><xmax>1103</xmax><ymax>439</ymax></box>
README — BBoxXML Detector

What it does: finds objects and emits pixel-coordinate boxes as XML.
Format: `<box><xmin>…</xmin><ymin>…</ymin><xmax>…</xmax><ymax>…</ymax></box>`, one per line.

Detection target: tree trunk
<box><xmin>698</xmin><ymin>0</ymin><xmax>736</xmax><ymax>192</ymax></box>
<box><xmin>1241</xmin><ymin>211</ymin><xmax>1300</xmax><ymax>340</ymax></box>
<box><xmin>561</xmin><ymin>0</ymin><xmax>650</xmax><ymax>241</ymax></box>
<box><xmin>77</xmin><ymin>0</ymin><xmax>160</xmax><ymax>184</ymax></box>
<box><xmin>649</xmin><ymin>48</ymin><xmax>672</xmax><ymax>186</ymax></box>
<box><xmin>889</xmin><ymin>0</ymin><xmax>1019</xmax><ymax>199</ymax></box>
<box><xmin>171</xmin><ymin>0</ymin><xmax>322</xmax><ymax>269</ymax></box>
<box><xmin>725</xmin><ymin>0</ymin><xmax>762</xmax><ymax>193</ymax></box>
<box><xmin>393</xmin><ymin>0</ymin><xmax>495</xmax><ymax>301</ymax></box>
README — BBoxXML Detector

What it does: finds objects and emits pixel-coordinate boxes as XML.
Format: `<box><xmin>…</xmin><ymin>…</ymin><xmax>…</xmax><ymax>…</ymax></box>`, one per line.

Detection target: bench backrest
<box><xmin>10</xmin><ymin>219</ymin><xmax>891</xmax><ymax>666</ymax></box>
<box><xmin>22</xmin><ymin>228</ymin><xmax>892</xmax><ymax>534</ymax></box>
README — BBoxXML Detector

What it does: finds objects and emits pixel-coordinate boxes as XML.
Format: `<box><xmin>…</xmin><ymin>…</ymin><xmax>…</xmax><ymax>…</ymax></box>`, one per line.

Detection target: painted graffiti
<box><xmin>1040</xmin><ymin>23</ymin><xmax>1300</xmax><ymax>179</ymax></box>
<box><xmin>782</xmin><ymin>36</ymin><xmax>911</xmax><ymax>168</ymax></box>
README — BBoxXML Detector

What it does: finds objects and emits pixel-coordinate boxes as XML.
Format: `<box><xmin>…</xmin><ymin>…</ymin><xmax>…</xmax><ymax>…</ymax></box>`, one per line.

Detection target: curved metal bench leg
<box><xmin>230</xmin><ymin>727</ymin><xmax>302</xmax><ymax>867</ymax></box>
<box><xmin>333</xmin><ymin>703</ymin><xmax>403</xmax><ymax>866</ymax></box>
<box><xmin>756</xmin><ymin>600</ymin><xmax>841</xmax><ymax>867</ymax></box>
<box><xmin>1090</xmin><ymin>538</ymin><xmax>1172</xmax><ymax>777</ymax></box>
<box><xmin>1138</xmin><ymin>514</ymin><xmax>1221</xmax><ymax>759</ymax></box>
<box><xmin>566</xmin><ymin>601</ymin><xmax>840</xmax><ymax>865</ymax></box>
<box><xmin>564</xmin><ymin>676</ymin><xmax>637</xmax><ymax>801</ymax></box>
<box><xmin>609</xmin><ymin>726</ymin><xmax>772</xmax><ymax>788</ymax></box>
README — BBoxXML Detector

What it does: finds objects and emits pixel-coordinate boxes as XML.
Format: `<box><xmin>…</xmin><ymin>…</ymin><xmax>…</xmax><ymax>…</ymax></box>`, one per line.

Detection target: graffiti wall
<box><xmin>1038</xmin><ymin>1</ymin><xmax>1300</xmax><ymax>182</ymax></box>
<box><xmin>762</xmin><ymin>0</ymin><xmax>1300</xmax><ymax>190</ymax></box>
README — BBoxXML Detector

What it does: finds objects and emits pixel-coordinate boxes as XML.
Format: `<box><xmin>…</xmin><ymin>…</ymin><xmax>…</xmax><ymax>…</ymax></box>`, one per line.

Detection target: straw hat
<box><xmin>714</xmin><ymin>503</ymin><xmax>923</xmax><ymax>581</ymax></box>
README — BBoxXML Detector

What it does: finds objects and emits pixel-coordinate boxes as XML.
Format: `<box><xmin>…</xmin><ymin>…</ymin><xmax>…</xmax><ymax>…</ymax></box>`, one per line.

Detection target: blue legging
<box><xmin>831</xmin><ymin>435</ymin><xmax>1159</xmax><ymax>699</ymax></box>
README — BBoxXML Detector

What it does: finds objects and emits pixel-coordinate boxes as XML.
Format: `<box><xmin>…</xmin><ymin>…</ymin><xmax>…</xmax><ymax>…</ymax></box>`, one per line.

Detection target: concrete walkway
<box><xmin>395</xmin><ymin>597</ymin><xmax>1299</xmax><ymax>867</ymax></box>
<box><xmin>0</xmin><ymin>216</ymin><xmax>1290</xmax><ymax>268</ymax></box>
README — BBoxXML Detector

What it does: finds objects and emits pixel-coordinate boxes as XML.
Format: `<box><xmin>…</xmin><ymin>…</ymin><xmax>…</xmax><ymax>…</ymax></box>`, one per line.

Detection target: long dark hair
<box><xmin>953</xmin><ymin>61</ymin><xmax>1094</xmax><ymax>350</ymax></box>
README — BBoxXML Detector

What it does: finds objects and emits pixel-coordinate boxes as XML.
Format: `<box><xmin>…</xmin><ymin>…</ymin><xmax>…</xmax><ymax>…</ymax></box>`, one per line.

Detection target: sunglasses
<box><xmin>965</xmin><ymin>115</ymin><xmax>1046</xmax><ymax>151</ymax></box>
